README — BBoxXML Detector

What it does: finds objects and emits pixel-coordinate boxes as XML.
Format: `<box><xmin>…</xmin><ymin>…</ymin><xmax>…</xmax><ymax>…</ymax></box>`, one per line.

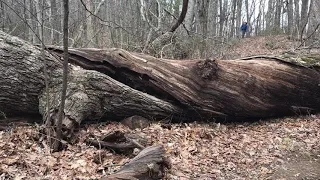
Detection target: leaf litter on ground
<box><xmin>0</xmin><ymin>114</ymin><xmax>319</xmax><ymax>179</ymax></box>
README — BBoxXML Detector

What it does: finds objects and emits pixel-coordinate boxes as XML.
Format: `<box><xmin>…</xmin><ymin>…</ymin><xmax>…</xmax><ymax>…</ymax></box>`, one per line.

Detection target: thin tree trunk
<box><xmin>236</xmin><ymin>0</ymin><xmax>242</xmax><ymax>37</ymax></box>
<box><xmin>300</xmin><ymin>0</ymin><xmax>309</xmax><ymax>39</ymax></box>
<box><xmin>185</xmin><ymin>0</ymin><xmax>195</xmax><ymax>32</ymax></box>
<box><xmin>86</xmin><ymin>0</ymin><xmax>94</xmax><ymax>47</ymax></box>
<box><xmin>52</xmin><ymin>0</ymin><xmax>69</xmax><ymax>152</ymax></box>
<box><xmin>169</xmin><ymin>0</ymin><xmax>188</xmax><ymax>32</ymax></box>
<box><xmin>35</xmin><ymin>0</ymin><xmax>42</xmax><ymax>44</ymax></box>
<box><xmin>266</xmin><ymin>0</ymin><xmax>273</xmax><ymax>33</ymax></box>
<box><xmin>197</xmin><ymin>0</ymin><xmax>209</xmax><ymax>57</ymax></box>
<box><xmin>245</xmin><ymin>0</ymin><xmax>250</xmax><ymax>36</ymax></box>
<box><xmin>274</xmin><ymin>0</ymin><xmax>282</xmax><ymax>31</ymax></box>
<box><xmin>219</xmin><ymin>0</ymin><xmax>224</xmax><ymax>36</ymax></box>
<box><xmin>287</xmin><ymin>0</ymin><xmax>294</xmax><ymax>35</ymax></box>
<box><xmin>211</xmin><ymin>0</ymin><xmax>218</xmax><ymax>36</ymax></box>
<box><xmin>50</xmin><ymin>0</ymin><xmax>60</xmax><ymax>45</ymax></box>
<box><xmin>29</xmin><ymin>0</ymin><xmax>38</xmax><ymax>43</ymax></box>
<box><xmin>307</xmin><ymin>0</ymin><xmax>320</xmax><ymax>41</ymax></box>
<box><xmin>230</xmin><ymin>0</ymin><xmax>236</xmax><ymax>38</ymax></box>
<box><xmin>294</xmin><ymin>0</ymin><xmax>300</xmax><ymax>37</ymax></box>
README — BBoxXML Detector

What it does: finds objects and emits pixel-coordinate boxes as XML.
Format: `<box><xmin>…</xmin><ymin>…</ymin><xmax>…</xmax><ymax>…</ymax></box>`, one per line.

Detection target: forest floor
<box><xmin>228</xmin><ymin>35</ymin><xmax>299</xmax><ymax>58</ymax></box>
<box><xmin>1</xmin><ymin>35</ymin><xmax>320</xmax><ymax>180</ymax></box>
<box><xmin>0</xmin><ymin>115</ymin><xmax>319</xmax><ymax>179</ymax></box>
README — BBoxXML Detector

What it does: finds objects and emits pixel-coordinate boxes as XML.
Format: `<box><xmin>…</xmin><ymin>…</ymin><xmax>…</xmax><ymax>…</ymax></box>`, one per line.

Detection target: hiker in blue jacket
<box><xmin>240</xmin><ymin>22</ymin><xmax>248</xmax><ymax>38</ymax></box>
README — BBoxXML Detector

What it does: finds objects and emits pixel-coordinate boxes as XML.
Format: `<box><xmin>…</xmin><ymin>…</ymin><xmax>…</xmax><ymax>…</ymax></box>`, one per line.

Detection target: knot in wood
<box><xmin>196</xmin><ymin>59</ymin><xmax>218</xmax><ymax>80</ymax></box>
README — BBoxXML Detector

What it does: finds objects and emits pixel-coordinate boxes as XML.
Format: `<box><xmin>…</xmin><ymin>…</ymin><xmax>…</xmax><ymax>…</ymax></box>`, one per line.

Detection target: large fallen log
<box><xmin>46</xmin><ymin>46</ymin><xmax>320</xmax><ymax>120</ymax></box>
<box><xmin>0</xmin><ymin>31</ymin><xmax>320</xmax><ymax>133</ymax></box>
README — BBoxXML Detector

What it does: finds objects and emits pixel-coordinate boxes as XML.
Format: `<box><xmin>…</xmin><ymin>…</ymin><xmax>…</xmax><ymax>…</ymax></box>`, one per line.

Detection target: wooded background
<box><xmin>0</xmin><ymin>1</ymin><xmax>320</xmax><ymax>176</ymax></box>
<box><xmin>1</xmin><ymin>0</ymin><xmax>319</xmax><ymax>59</ymax></box>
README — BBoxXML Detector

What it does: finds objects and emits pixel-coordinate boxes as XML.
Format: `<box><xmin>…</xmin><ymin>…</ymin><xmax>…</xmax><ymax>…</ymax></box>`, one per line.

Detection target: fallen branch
<box><xmin>104</xmin><ymin>145</ymin><xmax>170</xmax><ymax>180</ymax></box>
<box><xmin>85</xmin><ymin>131</ymin><xmax>146</xmax><ymax>154</ymax></box>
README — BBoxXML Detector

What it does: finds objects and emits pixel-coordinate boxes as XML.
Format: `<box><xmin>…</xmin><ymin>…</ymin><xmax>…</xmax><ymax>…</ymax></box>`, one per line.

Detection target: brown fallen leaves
<box><xmin>227</xmin><ymin>35</ymin><xmax>299</xmax><ymax>59</ymax></box>
<box><xmin>0</xmin><ymin>114</ymin><xmax>320</xmax><ymax>179</ymax></box>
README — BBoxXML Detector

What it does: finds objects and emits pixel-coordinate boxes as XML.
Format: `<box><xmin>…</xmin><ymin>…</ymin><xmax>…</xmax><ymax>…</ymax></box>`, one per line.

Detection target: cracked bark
<box><xmin>0</xmin><ymin>31</ymin><xmax>179</xmax><ymax>135</ymax></box>
<box><xmin>1</xmin><ymin>30</ymin><xmax>320</xmax><ymax>134</ymax></box>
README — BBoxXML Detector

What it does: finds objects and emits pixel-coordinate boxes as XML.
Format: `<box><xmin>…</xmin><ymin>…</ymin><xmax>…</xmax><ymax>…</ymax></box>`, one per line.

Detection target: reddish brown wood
<box><xmin>48</xmin><ymin>47</ymin><xmax>320</xmax><ymax>121</ymax></box>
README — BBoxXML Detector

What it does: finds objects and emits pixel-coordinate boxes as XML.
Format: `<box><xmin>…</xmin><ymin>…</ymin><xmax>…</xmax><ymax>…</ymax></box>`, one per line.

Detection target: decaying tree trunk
<box><xmin>0</xmin><ymin>31</ymin><xmax>179</xmax><ymax>133</ymax></box>
<box><xmin>1</xmin><ymin>30</ymin><xmax>320</xmax><ymax>133</ymax></box>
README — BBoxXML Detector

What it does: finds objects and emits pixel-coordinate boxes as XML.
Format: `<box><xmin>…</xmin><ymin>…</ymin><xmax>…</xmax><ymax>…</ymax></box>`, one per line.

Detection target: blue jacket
<box><xmin>241</xmin><ymin>24</ymin><xmax>248</xmax><ymax>32</ymax></box>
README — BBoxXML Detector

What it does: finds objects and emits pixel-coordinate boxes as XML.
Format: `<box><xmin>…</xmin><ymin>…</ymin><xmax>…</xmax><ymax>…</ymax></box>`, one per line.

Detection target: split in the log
<box><xmin>47</xmin><ymin>46</ymin><xmax>320</xmax><ymax>121</ymax></box>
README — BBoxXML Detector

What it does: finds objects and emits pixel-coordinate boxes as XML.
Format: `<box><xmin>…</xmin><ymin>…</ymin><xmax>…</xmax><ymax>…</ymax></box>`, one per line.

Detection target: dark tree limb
<box><xmin>147</xmin><ymin>0</ymin><xmax>189</xmax><ymax>58</ymax></box>
<box><xmin>169</xmin><ymin>0</ymin><xmax>189</xmax><ymax>32</ymax></box>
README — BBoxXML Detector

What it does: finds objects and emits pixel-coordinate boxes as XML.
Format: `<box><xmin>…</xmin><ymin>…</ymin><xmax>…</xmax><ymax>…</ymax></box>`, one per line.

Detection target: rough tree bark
<box><xmin>0</xmin><ymin>31</ymin><xmax>179</xmax><ymax>133</ymax></box>
<box><xmin>1</xmin><ymin>31</ymin><xmax>320</xmax><ymax>134</ymax></box>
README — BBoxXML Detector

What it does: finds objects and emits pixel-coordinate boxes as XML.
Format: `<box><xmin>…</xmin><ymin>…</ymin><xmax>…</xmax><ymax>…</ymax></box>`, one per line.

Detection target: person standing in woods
<box><xmin>240</xmin><ymin>22</ymin><xmax>249</xmax><ymax>38</ymax></box>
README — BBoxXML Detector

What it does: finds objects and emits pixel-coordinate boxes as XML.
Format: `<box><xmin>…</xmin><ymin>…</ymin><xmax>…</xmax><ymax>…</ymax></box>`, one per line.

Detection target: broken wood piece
<box><xmin>104</xmin><ymin>145</ymin><xmax>170</xmax><ymax>180</ymax></box>
<box><xmin>86</xmin><ymin>131</ymin><xmax>146</xmax><ymax>154</ymax></box>
<box><xmin>86</xmin><ymin>139</ymin><xmax>138</xmax><ymax>154</ymax></box>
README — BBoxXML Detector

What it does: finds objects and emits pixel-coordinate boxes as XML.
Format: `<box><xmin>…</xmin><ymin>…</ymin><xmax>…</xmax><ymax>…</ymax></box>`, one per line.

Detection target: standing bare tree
<box><xmin>50</xmin><ymin>0</ymin><xmax>60</xmax><ymax>45</ymax></box>
<box><xmin>196</xmin><ymin>0</ymin><xmax>209</xmax><ymax>57</ymax></box>
<box><xmin>274</xmin><ymin>0</ymin><xmax>282</xmax><ymax>32</ymax></box>
<box><xmin>294</xmin><ymin>0</ymin><xmax>300</xmax><ymax>36</ymax></box>
<box><xmin>287</xmin><ymin>0</ymin><xmax>294</xmax><ymax>35</ymax></box>
<box><xmin>52</xmin><ymin>0</ymin><xmax>69</xmax><ymax>152</ymax></box>
<box><xmin>236</xmin><ymin>0</ymin><xmax>243</xmax><ymax>37</ymax></box>
<box><xmin>218</xmin><ymin>0</ymin><xmax>227</xmax><ymax>36</ymax></box>
<box><xmin>307</xmin><ymin>0</ymin><xmax>320</xmax><ymax>42</ymax></box>
<box><xmin>300</xmin><ymin>0</ymin><xmax>309</xmax><ymax>40</ymax></box>
<box><xmin>210</xmin><ymin>0</ymin><xmax>218</xmax><ymax>37</ymax></box>
<box><xmin>185</xmin><ymin>0</ymin><xmax>195</xmax><ymax>32</ymax></box>
<box><xmin>230</xmin><ymin>0</ymin><xmax>237</xmax><ymax>37</ymax></box>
